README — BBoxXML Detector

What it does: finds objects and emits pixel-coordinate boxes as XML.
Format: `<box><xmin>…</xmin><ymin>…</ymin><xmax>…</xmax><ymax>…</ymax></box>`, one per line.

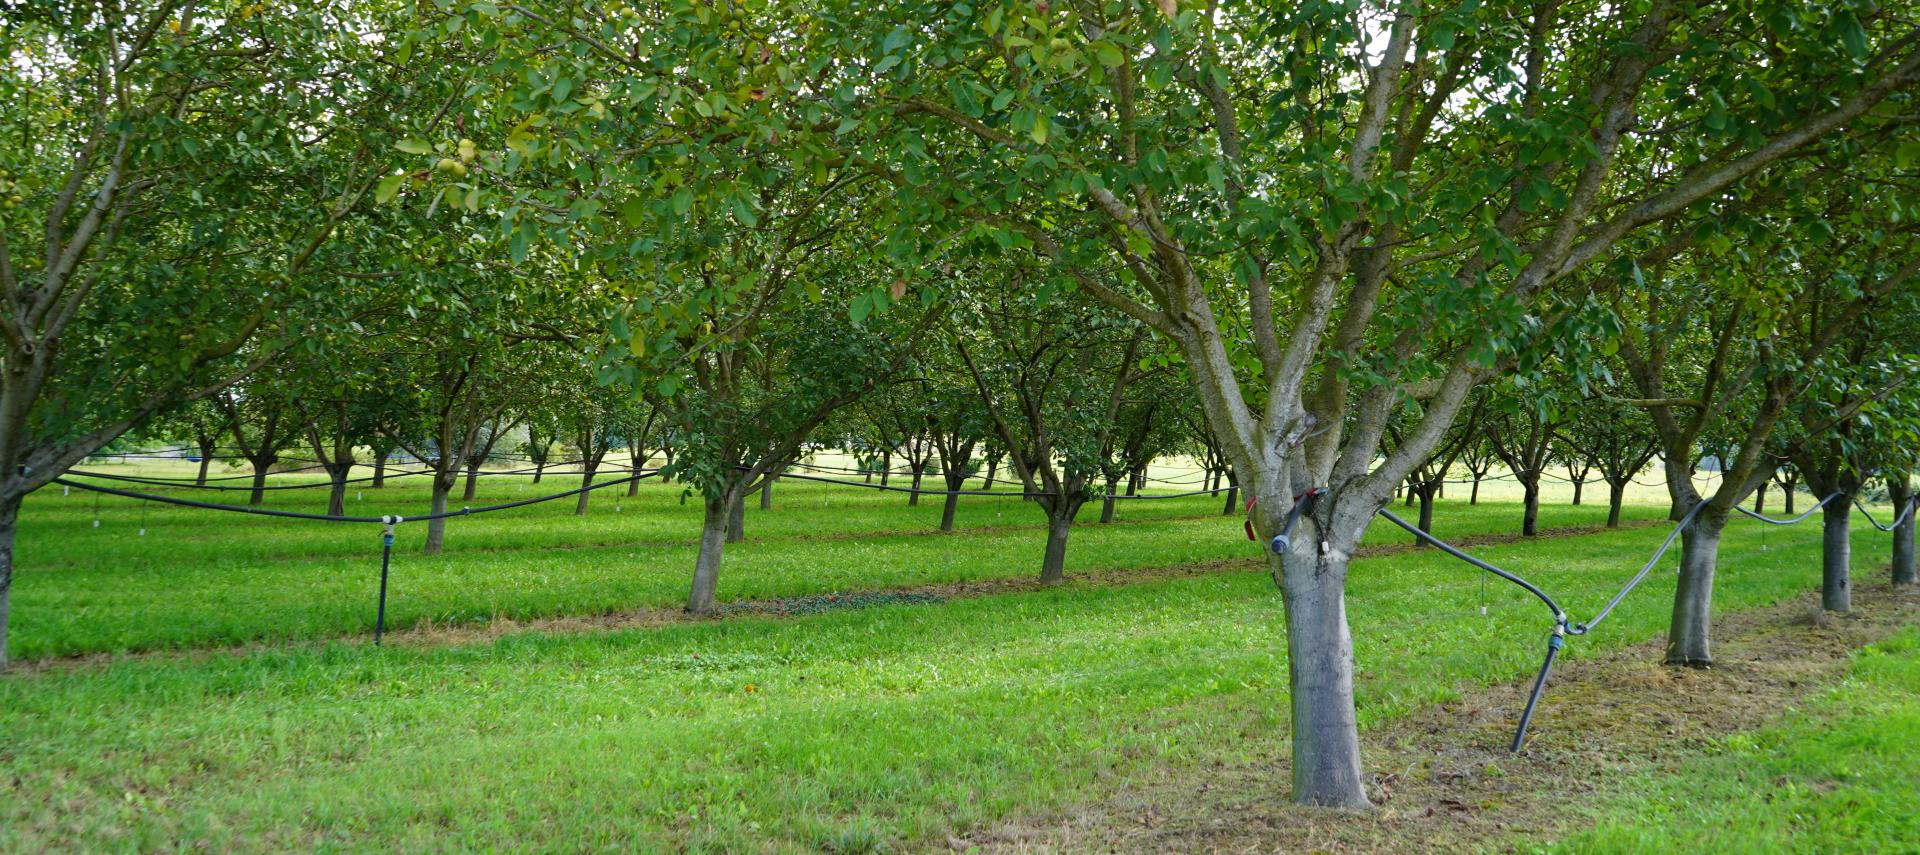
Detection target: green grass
<box><xmin>1533</xmin><ymin>628</ymin><xmax>1920</xmax><ymax>854</ymax></box>
<box><xmin>1</xmin><ymin>481</ymin><xmax>1902</xmax><ymax>852</ymax></box>
<box><xmin>16</xmin><ymin>461</ymin><xmax>1670</xmax><ymax>659</ymax></box>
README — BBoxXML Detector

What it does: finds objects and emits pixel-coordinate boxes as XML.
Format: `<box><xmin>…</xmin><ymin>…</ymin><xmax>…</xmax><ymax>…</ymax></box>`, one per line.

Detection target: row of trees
<box><xmin>6</xmin><ymin>0</ymin><xmax>1919</xmax><ymax>813</ymax></box>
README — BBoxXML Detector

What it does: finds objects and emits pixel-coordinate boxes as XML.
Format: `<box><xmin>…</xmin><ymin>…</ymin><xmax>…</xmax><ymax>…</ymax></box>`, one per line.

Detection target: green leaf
<box><xmin>1030</xmin><ymin>114</ymin><xmax>1049</xmax><ymax>145</ymax></box>
<box><xmin>374</xmin><ymin>173</ymin><xmax>406</xmax><ymax>204</ymax></box>
<box><xmin>394</xmin><ymin>138</ymin><xmax>433</xmax><ymax>155</ymax></box>
<box><xmin>1836</xmin><ymin>12</ymin><xmax>1869</xmax><ymax>59</ymax></box>
<box><xmin>991</xmin><ymin>89</ymin><xmax>1015</xmax><ymax>111</ymax></box>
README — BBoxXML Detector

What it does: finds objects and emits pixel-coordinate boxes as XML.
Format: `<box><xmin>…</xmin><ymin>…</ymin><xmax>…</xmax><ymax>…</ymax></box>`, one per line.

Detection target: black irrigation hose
<box><xmin>1854</xmin><ymin>496</ymin><xmax>1920</xmax><ymax>533</ymax></box>
<box><xmin>51</xmin><ymin>470</ymin><xmax>662</xmax><ymax>524</ymax></box>
<box><xmin>65</xmin><ymin>458</ymin><xmax>629</xmax><ymax>491</ymax></box>
<box><xmin>1734</xmin><ymin>490</ymin><xmax>1841</xmax><ymax>525</ymax></box>
<box><xmin>767</xmin><ymin>468</ymin><xmax>1223</xmax><ymax>500</ymax></box>
<box><xmin>1374</xmin><ymin>507</ymin><xmax>1568</xmax><ymax>624</ymax></box>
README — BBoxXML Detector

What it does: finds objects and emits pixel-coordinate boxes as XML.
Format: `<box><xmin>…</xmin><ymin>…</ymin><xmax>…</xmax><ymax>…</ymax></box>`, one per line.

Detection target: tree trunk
<box><xmin>1470</xmin><ymin>475</ymin><xmax>1482</xmax><ymax>505</ymax></box>
<box><xmin>1125</xmin><ymin>469</ymin><xmax>1140</xmax><ymax>496</ymax></box>
<box><xmin>1571</xmin><ymin>478</ymin><xmax>1584</xmax><ymax>506</ymax></box>
<box><xmin>1100</xmin><ymin>479</ymin><xmax>1118</xmax><ymax>524</ymax></box>
<box><xmin>1891</xmin><ymin>476</ymin><xmax>1915</xmax><ymax>587</ymax></box>
<box><xmin>908</xmin><ymin>469</ymin><xmax>922</xmax><ymax>506</ymax></box>
<box><xmin>726</xmin><ymin>491</ymin><xmax>746</xmax><ymax>543</ymax></box>
<box><xmin>1822</xmin><ymin>497</ymin><xmax>1852</xmax><ymax>612</ymax></box>
<box><xmin>1415</xmin><ymin>487</ymin><xmax>1434</xmax><ymax>547</ymax></box>
<box><xmin>1666</xmin><ymin>511</ymin><xmax>1728</xmax><ymax>666</ymax></box>
<box><xmin>879</xmin><ymin>451</ymin><xmax>890</xmax><ymax>487</ymax></box>
<box><xmin>1753</xmin><ymin>482</ymin><xmax>1766</xmax><ymax>514</ymax></box>
<box><xmin>326</xmin><ymin>468</ymin><xmax>349</xmax><ymax>517</ymax></box>
<box><xmin>575</xmin><ymin>461</ymin><xmax>600</xmax><ymax>515</ymax></box>
<box><xmin>533</xmin><ymin>459</ymin><xmax>545</xmax><ymax>485</ymax></box>
<box><xmin>372</xmin><ymin>454</ymin><xmax>387</xmax><ymax>488</ymax></box>
<box><xmin>462</xmin><ymin>459</ymin><xmax>480</xmax><ymax>501</ymax></box>
<box><xmin>0</xmin><ymin>494</ymin><xmax>19</xmax><ymax>672</ymax></box>
<box><xmin>628</xmin><ymin>444</ymin><xmax>644</xmax><ymax>497</ymax></box>
<box><xmin>1039</xmin><ymin>508</ymin><xmax>1073</xmax><ymax>584</ymax></box>
<box><xmin>687</xmin><ymin>498</ymin><xmax>729</xmax><ymax>614</ymax></box>
<box><xmin>195</xmin><ymin>443</ymin><xmax>214</xmax><ymax>486</ymax></box>
<box><xmin>1606</xmin><ymin>479</ymin><xmax>1626</xmax><ymax>528</ymax></box>
<box><xmin>983</xmin><ymin>458</ymin><xmax>997</xmax><ymax>490</ymax></box>
<box><xmin>1275</xmin><ymin>536</ymin><xmax>1369</xmax><ymax>809</ymax></box>
<box><xmin>1221</xmin><ymin>471</ymin><xmax>1239</xmax><ymax>516</ymax></box>
<box><xmin>424</xmin><ymin>477</ymin><xmax>452</xmax><ymax>555</ymax></box>
<box><xmin>248</xmin><ymin>460</ymin><xmax>270</xmax><ymax>506</ymax></box>
<box><xmin>1521</xmin><ymin>478</ymin><xmax>1540</xmax><ymax>536</ymax></box>
<box><xmin>1782</xmin><ymin>479</ymin><xmax>1796</xmax><ymax>515</ymax></box>
<box><xmin>940</xmin><ymin>484</ymin><xmax>961</xmax><ymax>532</ymax></box>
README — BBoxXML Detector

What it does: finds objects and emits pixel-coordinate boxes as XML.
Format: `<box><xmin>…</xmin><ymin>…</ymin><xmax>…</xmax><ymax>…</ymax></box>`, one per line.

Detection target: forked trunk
<box><xmin>1782</xmin><ymin>480</ymin><xmax>1796</xmax><ymax>515</ymax></box>
<box><xmin>1275</xmin><ymin>528</ymin><xmax>1369</xmax><ymax>809</ymax></box>
<box><xmin>1571</xmin><ymin>478</ymin><xmax>1584</xmax><ymax>506</ymax></box>
<box><xmin>687</xmin><ymin>498</ymin><xmax>730</xmax><ymax>614</ymax></box>
<box><xmin>1666</xmin><ymin>511</ymin><xmax>1727</xmax><ymax>666</ymax></box>
<box><xmin>1606</xmin><ymin>480</ymin><xmax>1626</xmax><ymax>528</ymax></box>
<box><xmin>1822</xmin><ymin>498</ymin><xmax>1851</xmax><ymax>612</ymax></box>
<box><xmin>0</xmin><ymin>494</ymin><xmax>19</xmax><ymax>672</ymax></box>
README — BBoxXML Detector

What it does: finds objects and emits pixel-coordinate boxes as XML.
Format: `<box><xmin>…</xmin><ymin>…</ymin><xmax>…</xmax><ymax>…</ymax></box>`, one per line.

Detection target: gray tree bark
<box><xmin>726</xmin><ymin>492</ymin><xmax>746</xmax><ymax>543</ymax></box>
<box><xmin>425</xmin><ymin>477</ymin><xmax>453</xmax><ymax>555</ymax></box>
<box><xmin>1606</xmin><ymin>479</ymin><xmax>1626</xmax><ymax>528</ymax></box>
<box><xmin>1276</xmin><ymin>514</ymin><xmax>1368</xmax><ymax>808</ymax></box>
<box><xmin>1666</xmin><ymin>510</ymin><xmax>1728</xmax><ymax>666</ymax></box>
<box><xmin>1892</xmin><ymin>475</ymin><xmax>1915</xmax><ymax>587</ymax></box>
<box><xmin>1039</xmin><ymin>508</ymin><xmax>1075</xmax><ymax>584</ymax></box>
<box><xmin>1822</xmin><ymin>498</ymin><xmax>1852</xmax><ymax>612</ymax></box>
<box><xmin>0</xmin><ymin>495</ymin><xmax>17</xmax><ymax>672</ymax></box>
<box><xmin>687</xmin><ymin>498</ymin><xmax>730</xmax><ymax>614</ymax></box>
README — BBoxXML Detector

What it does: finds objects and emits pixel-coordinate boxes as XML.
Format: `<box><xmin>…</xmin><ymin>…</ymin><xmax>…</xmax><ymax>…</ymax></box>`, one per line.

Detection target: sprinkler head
<box><xmin>1269</xmin><ymin>534</ymin><xmax>1289</xmax><ymax>555</ymax></box>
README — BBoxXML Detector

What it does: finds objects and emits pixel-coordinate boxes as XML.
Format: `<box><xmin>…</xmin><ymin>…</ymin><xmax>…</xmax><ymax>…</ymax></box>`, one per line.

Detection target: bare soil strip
<box><xmin>958</xmin><ymin>580</ymin><xmax>1920</xmax><ymax>854</ymax></box>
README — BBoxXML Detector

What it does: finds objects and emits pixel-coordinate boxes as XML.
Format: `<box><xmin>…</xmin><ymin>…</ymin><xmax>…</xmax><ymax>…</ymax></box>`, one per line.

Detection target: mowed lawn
<box><xmin>15</xmin><ymin>460</ymin><xmax>1672</xmax><ymax>659</ymax></box>
<box><xmin>3</xmin><ymin>459</ymin><xmax>1906</xmax><ymax>852</ymax></box>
